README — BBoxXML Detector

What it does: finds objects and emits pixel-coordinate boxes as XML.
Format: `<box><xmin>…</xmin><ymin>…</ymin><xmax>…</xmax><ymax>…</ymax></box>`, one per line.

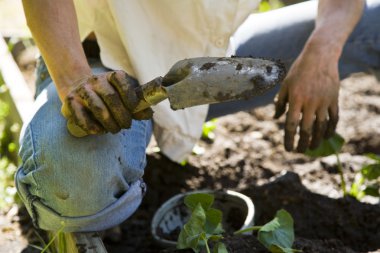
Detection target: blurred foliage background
<box><xmin>0</xmin><ymin>0</ymin><xmax>30</xmax><ymax>212</ymax></box>
<box><xmin>0</xmin><ymin>73</ymin><xmax>21</xmax><ymax>210</ymax></box>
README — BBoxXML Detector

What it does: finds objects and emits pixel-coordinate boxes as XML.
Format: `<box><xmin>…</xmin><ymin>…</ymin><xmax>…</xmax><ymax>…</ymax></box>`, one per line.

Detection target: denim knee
<box><xmin>15</xmin><ymin>83</ymin><xmax>152</xmax><ymax>232</ymax></box>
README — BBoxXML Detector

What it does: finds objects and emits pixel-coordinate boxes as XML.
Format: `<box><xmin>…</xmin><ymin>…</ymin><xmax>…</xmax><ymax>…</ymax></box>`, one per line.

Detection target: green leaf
<box><xmin>185</xmin><ymin>193</ymin><xmax>214</xmax><ymax>211</ymax></box>
<box><xmin>213</xmin><ymin>242</ymin><xmax>228</xmax><ymax>253</ymax></box>
<box><xmin>186</xmin><ymin>233</ymin><xmax>205</xmax><ymax>252</ymax></box>
<box><xmin>180</xmin><ymin>159</ymin><xmax>188</xmax><ymax>166</ymax></box>
<box><xmin>305</xmin><ymin>133</ymin><xmax>345</xmax><ymax>157</ymax></box>
<box><xmin>177</xmin><ymin>228</ymin><xmax>190</xmax><ymax>249</ymax></box>
<box><xmin>178</xmin><ymin>231</ymin><xmax>204</xmax><ymax>252</ymax></box>
<box><xmin>259</xmin><ymin>1</ymin><xmax>272</xmax><ymax>12</ymax></box>
<box><xmin>205</xmin><ymin>208</ymin><xmax>224</xmax><ymax>234</ymax></box>
<box><xmin>268</xmin><ymin>245</ymin><xmax>296</xmax><ymax>253</ymax></box>
<box><xmin>177</xmin><ymin>203</ymin><xmax>207</xmax><ymax>251</ymax></box>
<box><xmin>363</xmin><ymin>184</ymin><xmax>380</xmax><ymax>197</ymax></box>
<box><xmin>208</xmin><ymin>235</ymin><xmax>223</xmax><ymax>241</ymax></box>
<box><xmin>234</xmin><ymin>226</ymin><xmax>262</xmax><ymax>235</ymax></box>
<box><xmin>361</xmin><ymin>164</ymin><xmax>380</xmax><ymax>180</ymax></box>
<box><xmin>185</xmin><ymin>204</ymin><xmax>207</xmax><ymax>237</ymax></box>
<box><xmin>349</xmin><ymin>174</ymin><xmax>365</xmax><ymax>199</ymax></box>
<box><xmin>202</xmin><ymin>119</ymin><xmax>217</xmax><ymax>140</ymax></box>
<box><xmin>258</xmin><ymin>209</ymin><xmax>295</xmax><ymax>252</ymax></box>
<box><xmin>178</xmin><ymin>193</ymin><xmax>227</xmax><ymax>253</ymax></box>
<box><xmin>365</xmin><ymin>153</ymin><xmax>380</xmax><ymax>162</ymax></box>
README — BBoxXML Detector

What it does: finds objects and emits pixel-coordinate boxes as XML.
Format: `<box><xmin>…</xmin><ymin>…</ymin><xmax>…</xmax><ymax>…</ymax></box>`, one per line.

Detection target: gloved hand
<box><xmin>61</xmin><ymin>70</ymin><xmax>153</xmax><ymax>137</ymax></box>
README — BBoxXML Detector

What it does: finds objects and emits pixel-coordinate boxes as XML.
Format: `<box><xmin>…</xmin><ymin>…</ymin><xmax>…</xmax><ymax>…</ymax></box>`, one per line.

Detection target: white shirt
<box><xmin>73</xmin><ymin>0</ymin><xmax>260</xmax><ymax>162</ymax></box>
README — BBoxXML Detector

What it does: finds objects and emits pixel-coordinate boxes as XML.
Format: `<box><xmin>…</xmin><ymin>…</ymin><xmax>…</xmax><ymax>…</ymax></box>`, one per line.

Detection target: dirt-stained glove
<box><xmin>61</xmin><ymin>70</ymin><xmax>153</xmax><ymax>137</ymax></box>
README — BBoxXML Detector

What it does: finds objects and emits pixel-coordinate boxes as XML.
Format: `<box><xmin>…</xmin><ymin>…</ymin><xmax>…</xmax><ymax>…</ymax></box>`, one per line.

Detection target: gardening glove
<box><xmin>61</xmin><ymin>70</ymin><xmax>153</xmax><ymax>137</ymax></box>
<box><xmin>274</xmin><ymin>51</ymin><xmax>339</xmax><ymax>153</ymax></box>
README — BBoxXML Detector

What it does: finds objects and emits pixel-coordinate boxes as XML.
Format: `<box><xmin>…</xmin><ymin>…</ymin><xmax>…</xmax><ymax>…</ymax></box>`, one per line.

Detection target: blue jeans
<box><xmin>16</xmin><ymin>61</ymin><xmax>152</xmax><ymax>232</ymax></box>
<box><xmin>16</xmin><ymin>0</ymin><xmax>380</xmax><ymax>232</ymax></box>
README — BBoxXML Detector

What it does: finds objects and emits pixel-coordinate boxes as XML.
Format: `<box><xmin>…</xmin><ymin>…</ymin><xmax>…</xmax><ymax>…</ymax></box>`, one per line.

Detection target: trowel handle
<box><xmin>133</xmin><ymin>77</ymin><xmax>168</xmax><ymax>113</ymax></box>
<box><xmin>66</xmin><ymin>77</ymin><xmax>167</xmax><ymax>138</ymax></box>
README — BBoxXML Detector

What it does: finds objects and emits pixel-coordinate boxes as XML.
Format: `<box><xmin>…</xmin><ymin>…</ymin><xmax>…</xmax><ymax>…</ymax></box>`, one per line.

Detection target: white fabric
<box><xmin>73</xmin><ymin>0</ymin><xmax>260</xmax><ymax>162</ymax></box>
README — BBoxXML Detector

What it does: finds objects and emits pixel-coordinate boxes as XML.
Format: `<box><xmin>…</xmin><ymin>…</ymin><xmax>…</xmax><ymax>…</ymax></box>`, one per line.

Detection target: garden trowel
<box><xmin>67</xmin><ymin>57</ymin><xmax>285</xmax><ymax>137</ymax></box>
<box><xmin>133</xmin><ymin>57</ymin><xmax>285</xmax><ymax>112</ymax></box>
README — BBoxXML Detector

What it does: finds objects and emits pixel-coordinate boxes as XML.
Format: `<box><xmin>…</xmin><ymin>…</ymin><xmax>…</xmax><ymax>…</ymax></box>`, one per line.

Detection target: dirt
<box><xmin>245</xmin><ymin>172</ymin><xmax>380</xmax><ymax>252</ymax></box>
<box><xmin>103</xmin><ymin>74</ymin><xmax>380</xmax><ymax>253</ymax></box>
<box><xmin>163</xmin><ymin>236</ymin><xmax>357</xmax><ymax>253</ymax></box>
<box><xmin>1</xmin><ymin>44</ymin><xmax>380</xmax><ymax>252</ymax></box>
<box><xmin>199</xmin><ymin>62</ymin><xmax>216</xmax><ymax>71</ymax></box>
<box><xmin>156</xmin><ymin>169</ymin><xmax>380</xmax><ymax>253</ymax></box>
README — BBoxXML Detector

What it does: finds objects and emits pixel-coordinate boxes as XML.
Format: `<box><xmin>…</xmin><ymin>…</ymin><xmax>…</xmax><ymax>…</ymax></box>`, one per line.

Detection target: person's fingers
<box><xmin>284</xmin><ymin>101</ymin><xmax>301</xmax><ymax>152</ymax></box>
<box><xmin>64</xmin><ymin>97</ymin><xmax>105</xmax><ymax>135</ymax></box>
<box><xmin>89</xmin><ymin>76</ymin><xmax>133</xmax><ymax>129</ymax></box>
<box><xmin>66</xmin><ymin>119</ymin><xmax>88</xmax><ymax>137</ymax></box>
<box><xmin>61</xmin><ymin>97</ymin><xmax>73</xmax><ymax>118</ymax></box>
<box><xmin>325</xmin><ymin>103</ymin><xmax>339</xmax><ymax>138</ymax></box>
<box><xmin>62</xmin><ymin>98</ymin><xmax>88</xmax><ymax>137</ymax></box>
<box><xmin>297</xmin><ymin>105</ymin><xmax>315</xmax><ymax>153</ymax></box>
<box><xmin>310</xmin><ymin>108</ymin><xmax>328</xmax><ymax>149</ymax></box>
<box><xmin>62</xmin><ymin>71</ymin><xmax>154</xmax><ymax>137</ymax></box>
<box><xmin>76</xmin><ymin>83</ymin><xmax>121</xmax><ymax>133</ymax></box>
<box><xmin>107</xmin><ymin>71</ymin><xmax>139</xmax><ymax>111</ymax></box>
<box><xmin>274</xmin><ymin>86</ymin><xmax>288</xmax><ymax>119</ymax></box>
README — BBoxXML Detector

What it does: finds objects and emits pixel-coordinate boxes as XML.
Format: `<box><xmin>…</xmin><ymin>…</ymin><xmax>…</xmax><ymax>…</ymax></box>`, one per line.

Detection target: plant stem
<box><xmin>203</xmin><ymin>237</ymin><xmax>211</xmax><ymax>253</ymax></box>
<box><xmin>234</xmin><ymin>226</ymin><xmax>262</xmax><ymax>235</ymax></box>
<box><xmin>335</xmin><ymin>152</ymin><xmax>347</xmax><ymax>196</ymax></box>
<box><xmin>41</xmin><ymin>223</ymin><xmax>65</xmax><ymax>253</ymax></box>
<box><xmin>58</xmin><ymin>230</ymin><xmax>66</xmax><ymax>253</ymax></box>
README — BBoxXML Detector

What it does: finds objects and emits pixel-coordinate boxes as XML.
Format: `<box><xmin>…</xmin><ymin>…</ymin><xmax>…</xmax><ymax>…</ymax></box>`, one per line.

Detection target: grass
<box><xmin>29</xmin><ymin>222</ymin><xmax>78</xmax><ymax>253</ymax></box>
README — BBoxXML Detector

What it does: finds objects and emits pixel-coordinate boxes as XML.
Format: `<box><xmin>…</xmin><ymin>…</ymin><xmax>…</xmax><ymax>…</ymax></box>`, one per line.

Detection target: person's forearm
<box><xmin>22</xmin><ymin>0</ymin><xmax>91</xmax><ymax>100</ymax></box>
<box><xmin>304</xmin><ymin>0</ymin><xmax>365</xmax><ymax>61</ymax></box>
<box><xmin>274</xmin><ymin>0</ymin><xmax>365</xmax><ymax>152</ymax></box>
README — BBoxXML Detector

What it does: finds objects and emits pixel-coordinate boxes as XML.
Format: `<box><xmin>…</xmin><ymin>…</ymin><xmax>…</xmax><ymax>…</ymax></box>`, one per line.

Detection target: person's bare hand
<box><xmin>61</xmin><ymin>70</ymin><xmax>153</xmax><ymax>137</ymax></box>
<box><xmin>274</xmin><ymin>52</ymin><xmax>340</xmax><ymax>153</ymax></box>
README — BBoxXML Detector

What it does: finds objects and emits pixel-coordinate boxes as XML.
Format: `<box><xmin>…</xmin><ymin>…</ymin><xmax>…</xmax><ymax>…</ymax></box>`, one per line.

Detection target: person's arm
<box><xmin>23</xmin><ymin>0</ymin><xmax>152</xmax><ymax>136</ymax></box>
<box><xmin>23</xmin><ymin>0</ymin><xmax>91</xmax><ymax>100</ymax></box>
<box><xmin>274</xmin><ymin>0</ymin><xmax>364</xmax><ymax>152</ymax></box>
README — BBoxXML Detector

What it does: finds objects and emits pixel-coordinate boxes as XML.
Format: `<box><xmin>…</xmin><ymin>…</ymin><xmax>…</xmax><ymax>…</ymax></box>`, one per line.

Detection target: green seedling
<box><xmin>29</xmin><ymin>222</ymin><xmax>66</xmax><ymax>253</ymax></box>
<box><xmin>235</xmin><ymin>209</ymin><xmax>300</xmax><ymax>253</ymax></box>
<box><xmin>304</xmin><ymin>133</ymin><xmax>347</xmax><ymax>196</ymax></box>
<box><xmin>350</xmin><ymin>153</ymin><xmax>380</xmax><ymax>199</ymax></box>
<box><xmin>202</xmin><ymin>119</ymin><xmax>217</xmax><ymax>141</ymax></box>
<box><xmin>180</xmin><ymin>159</ymin><xmax>188</xmax><ymax>167</ymax></box>
<box><xmin>177</xmin><ymin>193</ymin><xmax>227</xmax><ymax>253</ymax></box>
<box><xmin>178</xmin><ymin>194</ymin><xmax>299</xmax><ymax>253</ymax></box>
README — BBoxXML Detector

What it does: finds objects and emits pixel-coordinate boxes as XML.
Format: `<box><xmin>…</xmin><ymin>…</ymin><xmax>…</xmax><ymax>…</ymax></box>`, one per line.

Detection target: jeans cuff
<box><xmin>16</xmin><ymin>168</ymin><xmax>145</xmax><ymax>232</ymax></box>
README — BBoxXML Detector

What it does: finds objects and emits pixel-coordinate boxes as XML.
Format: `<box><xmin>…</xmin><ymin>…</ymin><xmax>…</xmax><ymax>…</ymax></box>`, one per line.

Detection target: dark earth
<box><xmin>106</xmin><ymin>73</ymin><xmax>378</xmax><ymax>253</ymax></box>
<box><xmin>108</xmin><ymin>74</ymin><xmax>380</xmax><ymax>253</ymax></box>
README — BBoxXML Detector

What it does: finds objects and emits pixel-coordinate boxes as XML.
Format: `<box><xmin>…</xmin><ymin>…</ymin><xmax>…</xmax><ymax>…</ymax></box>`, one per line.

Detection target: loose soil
<box><xmin>102</xmin><ymin>74</ymin><xmax>380</xmax><ymax>253</ymax></box>
<box><xmin>1</xmin><ymin>44</ymin><xmax>380</xmax><ymax>252</ymax></box>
